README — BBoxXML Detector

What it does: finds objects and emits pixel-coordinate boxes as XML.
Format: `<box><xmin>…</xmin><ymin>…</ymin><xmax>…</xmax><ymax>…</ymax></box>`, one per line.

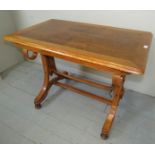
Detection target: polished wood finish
<box><xmin>4</xmin><ymin>19</ymin><xmax>152</xmax><ymax>139</ymax></box>
<box><xmin>22</xmin><ymin>49</ymin><xmax>38</xmax><ymax>60</ymax></box>
<box><xmin>55</xmin><ymin>81</ymin><xmax>112</xmax><ymax>105</ymax></box>
<box><xmin>34</xmin><ymin>55</ymin><xmax>66</xmax><ymax>108</ymax></box>
<box><xmin>101</xmin><ymin>74</ymin><xmax>125</xmax><ymax>139</ymax></box>
<box><xmin>54</xmin><ymin>70</ymin><xmax>112</xmax><ymax>91</ymax></box>
<box><xmin>5</xmin><ymin>19</ymin><xmax>152</xmax><ymax>74</ymax></box>
<box><xmin>34</xmin><ymin>55</ymin><xmax>56</xmax><ymax>108</ymax></box>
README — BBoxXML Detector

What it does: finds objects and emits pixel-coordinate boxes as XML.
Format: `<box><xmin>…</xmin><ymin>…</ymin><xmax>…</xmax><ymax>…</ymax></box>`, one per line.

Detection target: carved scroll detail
<box><xmin>22</xmin><ymin>49</ymin><xmax>38</xmax><ymax>60</ymax></box>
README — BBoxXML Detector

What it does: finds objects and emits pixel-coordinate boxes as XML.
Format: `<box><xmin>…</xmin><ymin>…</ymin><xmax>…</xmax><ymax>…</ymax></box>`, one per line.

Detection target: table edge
<box><xmin>4</xmin><ymin>34</ymin><xmax>148</xmax><ymax>75</ymax></box>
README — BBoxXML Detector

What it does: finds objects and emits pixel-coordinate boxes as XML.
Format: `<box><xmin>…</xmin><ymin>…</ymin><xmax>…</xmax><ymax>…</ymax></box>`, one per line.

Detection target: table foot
<box><xmin>35</xmin><ymin>103</ymin><xmax>42</xmax><ymax>109</ymax></box>
<box><xmin>100</xmin><ymin>133</ymin><xmax>109</xmax><ymax>140</ymax></box>
<box><xmin>101</xmin><ymin>74</ymin><xmax>125</xmax><ymax>139</ymax></box>
<box><xmin>34</xmin><ymin>55</ymin><xmax>66</xmax><ymax>108</ymax></box>
<box><xmin>101</xmin><ymin>107</ymin><xmax>116</xmax><ymax>139</ymax></box>
<box><xmin>34</xmin><ymin>55</ymin><xmax>57</xmax><ymax>108</ymax></box>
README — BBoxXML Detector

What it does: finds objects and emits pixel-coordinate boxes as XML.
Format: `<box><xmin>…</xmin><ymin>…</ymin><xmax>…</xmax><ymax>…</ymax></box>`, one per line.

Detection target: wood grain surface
<box><xmin>4</xmin><ymin>19</ymin><xmax>152</xmax><ymax>75</ymax></box>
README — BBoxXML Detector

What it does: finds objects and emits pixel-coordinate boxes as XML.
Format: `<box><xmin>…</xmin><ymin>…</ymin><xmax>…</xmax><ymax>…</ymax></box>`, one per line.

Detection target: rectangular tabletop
<box><xmin>4</xmin><ymin>19</ymin><xmax>152</xmax><ymax>74</ymax></box>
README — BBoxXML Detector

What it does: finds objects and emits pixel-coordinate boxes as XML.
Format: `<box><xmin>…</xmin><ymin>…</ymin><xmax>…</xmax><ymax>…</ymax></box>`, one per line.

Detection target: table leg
<box><xmin>34</xmin><ymin>55</ymin><xmax>57</xmax><ymax>109</ymax></box>
<box><xmin>48</xmin><ymin>57</ymin><xmax>57</xmax><ymax>76</ymax></box>
<box><xmin>101</xmin><ymin>74</ymin><xmax>125</xmax><ymax>139</ymax></box>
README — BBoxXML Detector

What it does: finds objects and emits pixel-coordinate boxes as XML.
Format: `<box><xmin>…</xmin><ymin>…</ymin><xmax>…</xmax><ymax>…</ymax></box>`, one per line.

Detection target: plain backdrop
<box><xmin>0</xmin><ymin>11</ymin><xmax>23</xmax><ymax>73</ymax></box>
<box><xmin>7</xmin><ymin>10</ymin><xmax>155</xmax><ymax>96</ymax></box>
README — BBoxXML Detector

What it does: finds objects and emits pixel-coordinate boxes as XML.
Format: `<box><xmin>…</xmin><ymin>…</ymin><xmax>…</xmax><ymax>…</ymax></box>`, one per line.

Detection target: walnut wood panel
<box><xmin>4</xmin><ymin>19</ymin><xmax>152</xmax><ymax>75</ymax></box>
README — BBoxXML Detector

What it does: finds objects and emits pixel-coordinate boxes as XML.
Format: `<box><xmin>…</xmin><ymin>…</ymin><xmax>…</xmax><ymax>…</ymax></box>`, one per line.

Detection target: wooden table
<box><xmin>4</xmin><ymin>19</ymin><xmax>152</xmax><ymax>139</ymax></box>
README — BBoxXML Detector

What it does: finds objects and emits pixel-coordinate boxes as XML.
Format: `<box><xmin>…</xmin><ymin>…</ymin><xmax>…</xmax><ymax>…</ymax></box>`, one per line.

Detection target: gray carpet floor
<box><xmin>0</xmin><ymin>61</ymin><xmax>155</xmax><ymax>144</ymax></box>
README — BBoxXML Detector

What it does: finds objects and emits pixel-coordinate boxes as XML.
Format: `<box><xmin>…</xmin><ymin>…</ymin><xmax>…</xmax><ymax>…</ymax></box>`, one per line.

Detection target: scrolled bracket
<box><xmin>22</xmin><ymin>49</ymin><xmax>38</xmax><ymax>60</ymax></box>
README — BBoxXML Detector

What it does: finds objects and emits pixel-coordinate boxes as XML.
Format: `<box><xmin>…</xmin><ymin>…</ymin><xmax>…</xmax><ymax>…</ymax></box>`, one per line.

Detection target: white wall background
<box><xmin>0</xmin><ymin>11</ymin><xmax>23</xmax><ymax>74</ymax></box>
<box><xmin>12</xmin><ymin>10</ymin><xmax>155</xmax><ymax>96</ymax></box>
